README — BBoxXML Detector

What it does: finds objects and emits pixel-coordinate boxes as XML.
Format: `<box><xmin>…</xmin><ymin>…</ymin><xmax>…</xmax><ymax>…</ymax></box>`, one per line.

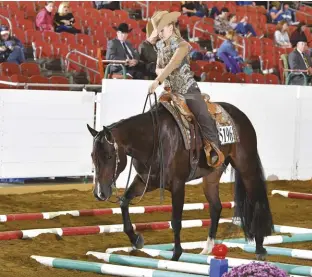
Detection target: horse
<box><xmin>87</xmin><ymin>93</ymin><xmax>274</xmax><ymax>262</ymax></box>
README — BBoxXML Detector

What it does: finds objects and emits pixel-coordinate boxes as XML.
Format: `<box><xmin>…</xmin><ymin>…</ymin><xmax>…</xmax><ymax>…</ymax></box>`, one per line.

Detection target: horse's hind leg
<box><xmin>170</xmin><ymin>179</ymin><xmax>185</xmax><ymax>261</ymax></box>
<box><xmin>120</xmin><ymin>174</ymin><xmax>154</xmax><ymax>250</ymax></box>
<box><xmin>200</xmin><ymin>167</ymin><xmax>224</xmax><ymax>255</ymax></box>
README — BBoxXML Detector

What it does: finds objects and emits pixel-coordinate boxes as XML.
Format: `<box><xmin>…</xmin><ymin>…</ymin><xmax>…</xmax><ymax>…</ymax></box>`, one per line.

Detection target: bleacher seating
<box><xmin>0</xmin><ymin>1</ymin><xmax>311</xmax><ymax>87</ymax></box>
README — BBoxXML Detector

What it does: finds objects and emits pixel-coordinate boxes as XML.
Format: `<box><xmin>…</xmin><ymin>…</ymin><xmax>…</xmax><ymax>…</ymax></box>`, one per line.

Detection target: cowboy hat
<box><xmin>113</xmin><ymin>23</ymin><xmax>132</xmax><ymax>33</ymax></box>
<box><xmin>149</xmin><ymin>11</ymin><xmax>181</xmax><ymax>38</ymax></box>
<box><xmin>146</xmin><ymin>21</ymin><xmax>158</xmax><ymax>39</ymax></box>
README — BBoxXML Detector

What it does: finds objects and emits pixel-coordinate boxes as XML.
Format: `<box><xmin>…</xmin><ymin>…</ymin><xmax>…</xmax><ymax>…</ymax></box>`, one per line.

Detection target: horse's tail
<box><xmin>232</xmin><ymin>152</ymin><xmax>274</xmax><ymax>241</ymax></box>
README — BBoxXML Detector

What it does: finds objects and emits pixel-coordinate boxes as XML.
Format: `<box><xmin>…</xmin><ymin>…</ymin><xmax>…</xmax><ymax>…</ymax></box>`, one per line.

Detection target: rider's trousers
<box><xmin>184</xmin><ymin>83</ymin><xmax>220</xmax><ymax>147</ymax></box>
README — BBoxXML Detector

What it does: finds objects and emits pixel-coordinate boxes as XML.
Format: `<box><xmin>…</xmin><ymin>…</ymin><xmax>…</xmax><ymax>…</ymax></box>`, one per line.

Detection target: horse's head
<box><xmin>87</xmin><ymin>124</ymin><xmax>124</xmax><ymax>201</ymax></box>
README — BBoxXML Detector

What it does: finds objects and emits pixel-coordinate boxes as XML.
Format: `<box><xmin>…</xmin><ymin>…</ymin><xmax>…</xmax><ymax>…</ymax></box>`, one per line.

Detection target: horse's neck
<box><xmin>111</xmin><ymin>112</ymin><xmax>155</xmax><ymax>162</ymax></box>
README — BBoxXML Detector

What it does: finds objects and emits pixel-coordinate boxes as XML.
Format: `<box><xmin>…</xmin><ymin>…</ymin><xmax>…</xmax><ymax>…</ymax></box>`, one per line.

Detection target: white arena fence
<box><xmin>0</xmin><ymin>80</ymin><xmax>311</xmax><ymax>187</ymax></box>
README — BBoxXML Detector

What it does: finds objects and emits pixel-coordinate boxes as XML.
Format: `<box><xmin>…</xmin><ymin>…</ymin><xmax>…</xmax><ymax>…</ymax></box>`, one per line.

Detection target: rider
<box><xmin>148</xmin><ymin>11</ymin><xmax>224</xmax><ymax>168</ymax></box>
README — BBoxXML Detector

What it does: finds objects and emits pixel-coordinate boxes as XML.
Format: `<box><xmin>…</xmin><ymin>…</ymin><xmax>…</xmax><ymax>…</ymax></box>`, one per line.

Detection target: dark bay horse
<box><xmin>87</xmin><ymin>100</ymin><xmax>274</xmax><ymax>261</ymax></box>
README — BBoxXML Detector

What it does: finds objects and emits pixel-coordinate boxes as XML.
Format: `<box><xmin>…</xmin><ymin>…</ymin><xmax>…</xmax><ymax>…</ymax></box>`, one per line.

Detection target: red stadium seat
<box><xmin>0</xmin><ymin>75</ymin><xmax>11</xmax><ymax>88</ymax></box>
<box><xmin>265</xmin><ymin>74</ymin><xmax>279</xmax><ymax>85</ymax></box>
<box><xmin>28</xmin><ymin>75</ymin><xmax>49</xmax><ymax>90</ymax></box>
<box><xmin>21</xmin><ymin>63</ymin><xmax>41</xmax><ymax>77</ymax></box>
<box><xmin>0</xmin><ymin>62</ymin><xmax>20</xmax><ymax>76</ymax></box>
<box><xmin>10</xmin><ymin>74</ymin><xmax>28</xmax><ymax>88</ymax></box>
<box><xmin>236</xmin><ymin>72</ymin><xmax>252</xmax><ymax>83</ymax></box>
<box><xmin>222</xmin><ymin>73</ymin><xmax>238</xmax><ymax>83</ymax></box>
<box><xmin>49</xmin><ymin>76</ymin><xmax>69</xmax><ymax>91</ymax></box>
<box><xmin>251</xmin><ymin>73</ymin><xmax>265</xmax><ymax>84</ymax></box>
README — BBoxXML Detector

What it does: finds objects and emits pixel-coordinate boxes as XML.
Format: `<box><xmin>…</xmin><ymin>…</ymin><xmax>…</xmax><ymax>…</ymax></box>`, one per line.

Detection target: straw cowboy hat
<box><xmin>146</xmin><ymin>21</ymin><xmax>155</xmax><ymax>39</ymax></box>
<box><xmin>149</xmin><ymin>11</ymin><xmax>181</xmax><ymax>38</ymax></box>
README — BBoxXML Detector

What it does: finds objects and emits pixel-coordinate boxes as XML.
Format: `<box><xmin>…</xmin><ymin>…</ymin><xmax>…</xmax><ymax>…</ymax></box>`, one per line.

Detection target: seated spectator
<box><xmin>236</xmin><ymin>1</ymin><xmax>255</xmax><ymax>6</ymax></box>
<box><xmin>54</xmin><ymin>2</ymin><xmax>81</xmax><ymax>34</ymax></box>
<box><xmin>274</xmin><ymin>20</ymin><xmax>292</xmax><ymax>48</ymax></box>
<box><xmin>106</xmin><ymin>23</ymin><xmax>144</xmax><ymax>79</ymax></box>
<box><xmin>288</xmin><ymin>36</ymin><xmax>312</xmax><ymax>85</ymax></box>
<box><xmin>290</xmin><ymin>22</ymin><xmax>308</xmax><ymax>48</ymax></box>
<box><xmin>281</xmin><ymin>3</ymin><xmax>297</xmax><ymax>25</ymax></box>
<box><xmin>139</xmin><ymin>22</ymin><xmax>158</xmax><ymax>80</ymax></box>
<box><xmin>268</xmin><ymin>2</ymin><xmax>284</xmax><ymax>24</ymax></box>
<box><xmin>217</xmin><ymin>30</ymin><xmax>244</xmax><ymax>73</ymax></box>
<box><xmin>94</xmin><ymin>1</ymin><xmax>120</xmax><ymax>10</ymax></box>
<box><xmin>214</xmin><ymin>8</ymin><xmax>231</xmax><ymax>35</ymax></box>
<box><xmin>181</xmin><ymin>1</ymin><xmax>208</xmax><ymax>18</ymax></box>
<box><xmin>36</xmin><ymin>1</ymin><xmax>55</xmax><ymax>32</ymax></box>
<box><xmin>0</xmin><ymin>25</ymin><xmax>25</xmax><ymax>64</ymax></box>
<box><xmin>229</xmin><ymin>14</ymin><xmax>257</xmax><ymax>37</ymax></box>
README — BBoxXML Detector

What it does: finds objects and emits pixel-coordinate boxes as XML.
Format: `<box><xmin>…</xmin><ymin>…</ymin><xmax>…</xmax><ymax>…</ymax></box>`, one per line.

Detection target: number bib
<box><xmin>218</xmin><ymin>125</ymin><xmax>236</xmax><ymax>145</ymax></box>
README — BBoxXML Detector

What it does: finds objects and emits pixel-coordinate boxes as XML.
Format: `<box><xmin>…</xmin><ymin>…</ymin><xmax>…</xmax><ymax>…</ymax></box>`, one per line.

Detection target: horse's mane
<box><xmin>107</xmin><ymin>103</ymin><xmax>165</xmax><ymax>130</ymax></box>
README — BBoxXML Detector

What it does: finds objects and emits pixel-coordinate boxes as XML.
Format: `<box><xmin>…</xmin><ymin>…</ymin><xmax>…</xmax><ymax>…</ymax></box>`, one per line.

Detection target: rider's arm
<box><xmin>156</xmin><ymin>41</ymin><xmax>189</xmax><ymax>84</ymax></box>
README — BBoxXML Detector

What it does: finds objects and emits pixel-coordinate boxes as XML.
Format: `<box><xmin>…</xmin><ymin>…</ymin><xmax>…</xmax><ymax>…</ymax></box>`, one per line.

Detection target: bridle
<box><xmin>93</xmin><ymin>92</ymin><xmax>165</xmax><ymax>205</ymax></box>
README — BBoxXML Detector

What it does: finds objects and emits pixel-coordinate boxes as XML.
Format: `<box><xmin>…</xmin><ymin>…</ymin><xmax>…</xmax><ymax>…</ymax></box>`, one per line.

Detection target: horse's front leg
<box><xmin>120</xmin><ymin>174</ymin><xmax>152</xmax><ymax>249</ymax></box>
<box><xmin>170</xmin><ymin>180</ymin><xmax>185</xmax><ymax>261</ymax></box>
<box><xmin>200</xmin><ymin>168</ymin><xmax>224</xmax><ymax>255</ymax></box>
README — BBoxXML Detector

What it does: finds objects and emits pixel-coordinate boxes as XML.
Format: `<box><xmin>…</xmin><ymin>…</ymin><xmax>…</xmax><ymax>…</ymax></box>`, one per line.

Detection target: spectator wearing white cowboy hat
<box><xmin>148</xmin><ymin>10</ymin><xmax>224</xmax><ymax>168</ymax></box>
<box><xmin>106</xmin><ymin>23</ymin><xmax>144</xmax><ymax>79</ymax></box>
<box><xmin>0</xmin><ymin>25</ymin><xmax>25</xmax><ymax>64</ymax></box>
<box><xmin>138</xmin><ymin>21</ymin><xmax>158</xmax><ymax>79</ymax></box>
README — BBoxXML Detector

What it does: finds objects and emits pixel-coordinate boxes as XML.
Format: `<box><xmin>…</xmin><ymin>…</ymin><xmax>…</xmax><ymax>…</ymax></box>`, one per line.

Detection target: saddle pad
<box><xmin>160</xmin><ymin>93</ymin><xmax>239</xmax><ymax>150</ymax></box>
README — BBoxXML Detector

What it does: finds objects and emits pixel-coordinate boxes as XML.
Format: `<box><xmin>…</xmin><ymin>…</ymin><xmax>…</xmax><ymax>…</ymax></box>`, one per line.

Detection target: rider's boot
<box><xmin>204</xmin><ymin>139</ymin><xmax>224</xmax><ymax>168</ymax></box>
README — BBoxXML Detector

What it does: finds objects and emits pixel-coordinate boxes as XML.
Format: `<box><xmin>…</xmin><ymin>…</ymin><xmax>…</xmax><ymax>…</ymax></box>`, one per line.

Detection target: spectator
<box><xmin>36</xmin><ymin>1</ymin><xmax>55</xmax><ymax>32</ymax></box>
<box><xmin>281</xmin><ymin>3</ymin><xmax>295</xmax><ymax>25</ymax></box>
<box><xmin>268</xmin><ymin>2</ymin><xmax>284</xmax><ymax>24</ymax></box>
<box><xmin>139</xmin><ymin>22</ymin><xmax>158</xmax><ymax>80</ymax></box>
<box><xmin>94</xmin><ymin>1</ymin><xmax>120</xmax><ymax>10</ymax></box>
<box><xmin>181</xmin><ymin>1</ymin><xmax>208</xmax><ymax>18</ymax></box>
<box><xmin>274</xmin><ymin>20</ymin><xmax>291</xmax><ymax>48</ymax></box>
<box><xmin>214</xmin><ymin>7</ymin><xmax>231</xmax><ymax>35</ymax></box>
<box><xmin>217</xmin><ymin>30</ymin><xmax>244</xmax><ymax>73</ymax></box>
<box><xmin>106</xmin><ymin>23</ymin><xmax>143</xmax><ymax>79</ymax></box>
<box><xmin>54</xmin><ymin>2</ymin><xmax>81</xmax><ymax>34</ymax></box>
<box><xmin>236</xmin><ymin>1</ymin><xmax>255</xmax><ymax>6</ymax></box>
<box><xmin>290</xmin><ymin>22</ymin><xmax>308</xmax><ymax>48</ymax></box>
<box><xmin>0</xmin><ymin>26</ymin><xmax>25</xmax><ymax>64</ymax></box>
<box><xmin>229</xmin><ymin>14</ymin><xmax>257</xmax><ymax>37</ymax></box>
<box><xmin>288</xmin><ymin>36</ymin><xmax>312</xmax><ymax>85</ymax></box>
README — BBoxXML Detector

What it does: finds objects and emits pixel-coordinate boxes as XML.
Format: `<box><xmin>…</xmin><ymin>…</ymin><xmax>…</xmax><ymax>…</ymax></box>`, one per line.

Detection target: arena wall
<box><xmin>1</xmin><ymin>81</ymin><xmax>312</xmax><ymax>187</ymax></box>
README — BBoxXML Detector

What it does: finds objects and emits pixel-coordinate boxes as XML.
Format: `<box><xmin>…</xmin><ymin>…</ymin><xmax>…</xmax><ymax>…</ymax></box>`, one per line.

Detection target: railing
<box><xmin>136</xmin><ymin>1</ymin><xmax>150</xmax><ymax>20</ymax></box>
<box><xmin>65</xmin><ymin>49</ymin><xmax>128</xmax><ymax>79</ymax></box>
<box><xmin>0</xmin><ymin>15</ymin><xmax>12</xmax><ymax>35</ymax></box>
<box><xmin>65</xmin><ymin>49</ymin><xmax>100</xmax><ymax>74</ymax></box>
<box><xmin>0</xmin><ymin>80</ymin><xmax>101</xmax><ymax>89</ymax></box>
<box><xmin>191</xmin><ymin>21</ymin><xmax>246</xmax><ymax>60</ymax></box>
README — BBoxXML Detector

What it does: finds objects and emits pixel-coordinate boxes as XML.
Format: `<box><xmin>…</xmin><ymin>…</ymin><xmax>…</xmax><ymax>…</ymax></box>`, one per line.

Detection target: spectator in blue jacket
<box><xmin>269</xmin><ymin>2</ymin><xmax>284</xmax><ymax>24</ymax></box>
<box><xmin>217</xmin><ymin>30</ymin><xmax>244</xmax><ymax>73</ymax></box>
<box><xmin>229</xmin><ymin>14</ymin><xmax>257</xmax><ymax>37</ymax></box>
<box><xmin>0</xmin><ymin>25</ymin><xmax>25</xmax><ymax>64</ymax></box>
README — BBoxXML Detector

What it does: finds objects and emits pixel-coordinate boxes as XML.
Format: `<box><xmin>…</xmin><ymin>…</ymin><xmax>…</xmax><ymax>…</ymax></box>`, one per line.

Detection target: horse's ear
<box><xmin>103</xmin><ymin>126</ymin><xmax>112</xmax><ymax>140</ymax></box>
<box><xmin>87</xmin><ymin>124</ymin><xmax>98</xmax><ymax>137</ymax></box>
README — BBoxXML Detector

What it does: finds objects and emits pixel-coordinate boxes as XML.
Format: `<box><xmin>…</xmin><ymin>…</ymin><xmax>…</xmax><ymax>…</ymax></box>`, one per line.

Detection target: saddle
<box><xmin>159</xmin><ymin>91</ymin><xmax>239</xmax><ymax>179</ymax></box>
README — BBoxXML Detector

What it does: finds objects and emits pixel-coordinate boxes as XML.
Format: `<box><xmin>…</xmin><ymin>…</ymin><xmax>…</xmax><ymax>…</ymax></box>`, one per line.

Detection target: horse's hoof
<box><xmin>132</xmin><ymin>233</ymin><xmax>144</xmax><ymax>249</ymax></box>
<box><xmin>256</xmin><ymin>248</ymin><xmax>267</xmax><ymax>261</ymax></box>
<box><xmin>171</xmin><ymin>246</ymin><xmax>182</xmax><ymax>261</ymax></box>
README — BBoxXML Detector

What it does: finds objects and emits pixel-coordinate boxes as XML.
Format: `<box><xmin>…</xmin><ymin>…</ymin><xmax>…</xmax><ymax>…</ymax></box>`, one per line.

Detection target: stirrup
<box><xmin>204</xmin><ymin>141</ymin><xmax>224</xmax><ymax>168</ymax></box>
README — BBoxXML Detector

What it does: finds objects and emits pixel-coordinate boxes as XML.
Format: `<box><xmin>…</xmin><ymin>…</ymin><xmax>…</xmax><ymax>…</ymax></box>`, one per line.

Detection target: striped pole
<box><xmin>136</xmin><ymin>248</ymin><xmax>312</xmax><ymax>276</ymax></box>
<box><xmin>272</xmin><ymin>190</ymin><xmax>312</xmax><ymax>200</ymax></box>
<box><xmin>107</xmin><ymin>233</ymin><xmax>312</xmax><ymax>253</ymax></box>
<box><xmin>0</xmin><ymin>202</ymin><xmax>235</xmax><ymax>222</ymax></box>
<box><xmin>0</xmin><ymin>218</ymin><xmax>232</xmax><ymax>241</ymax></box>
<box><xmin>87</xmin><ymin>252</ymin><xmax>211</xmax><ymax>275</ymax></box>
<box><xmin>31</xmin><ymin>255</ymin><xmax>208</xmax><ymax>277</ymax></box>
<box><xmin>106</xmin><ymin>242</ymin><xmax>312</xmax><ymax>260</ymax></box>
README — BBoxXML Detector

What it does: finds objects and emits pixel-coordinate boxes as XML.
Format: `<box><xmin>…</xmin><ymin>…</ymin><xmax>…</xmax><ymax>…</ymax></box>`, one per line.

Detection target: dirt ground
<box><xmin>0</xmin><ymin>180</ymin><xmax>312</xmax><ymax>277</ymax></box>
